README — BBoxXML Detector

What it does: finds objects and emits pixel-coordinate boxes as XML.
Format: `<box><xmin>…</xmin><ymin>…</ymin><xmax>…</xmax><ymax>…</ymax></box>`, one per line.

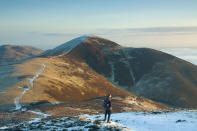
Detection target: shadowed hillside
<box><xmin>67</xmin><ymin>36</ymin><xmax>197</xmax><ymax>108</ymax></box>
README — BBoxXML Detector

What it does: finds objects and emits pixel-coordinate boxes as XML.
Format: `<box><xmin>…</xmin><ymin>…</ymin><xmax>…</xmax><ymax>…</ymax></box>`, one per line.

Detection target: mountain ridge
<box><xmin>1</xmin><ymin>35</ymin><xmax>197</xmax><ymax>109</ymax></box>
<box><xmin>47</xmin><ymin>35</ymin><xmax>197</xmax><ymax>108</ymax></box>
<box><xmin>0</xmin><ymin>45</ymin><xmax>43</xmax><ymax>65</ymax></box>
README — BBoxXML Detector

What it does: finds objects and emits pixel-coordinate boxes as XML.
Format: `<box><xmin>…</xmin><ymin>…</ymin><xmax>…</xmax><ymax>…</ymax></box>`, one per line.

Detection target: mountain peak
<box><xmin>41</xmin><ymin>35</ymin><xmax>89</xmax><ymax>56</ymax></box>
<box><xmin>53</xmin><ymin>35</ymin><xmax>89</xmax><ymax>54</ymax></box>
<box><xmin>41</xmin><ymin>35</ymin><xmax>120</xmax><ymax>56</ymax></box>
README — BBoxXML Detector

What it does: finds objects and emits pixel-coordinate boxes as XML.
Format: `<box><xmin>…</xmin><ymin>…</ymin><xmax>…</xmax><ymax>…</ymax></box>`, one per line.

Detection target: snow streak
<box><xmin>122</xmin><ymin>49</ymin><xmax>136</xmax><ymax>86</ymax></box>
<box><xmin>14</xmin><ymin>63</ymin><xmax>46</xmax><ymax>110</ymax></box>
<box><xmin>28</xmin><ymin>110</ymin><xmax>51</xmax><ymax>123</ymax></box>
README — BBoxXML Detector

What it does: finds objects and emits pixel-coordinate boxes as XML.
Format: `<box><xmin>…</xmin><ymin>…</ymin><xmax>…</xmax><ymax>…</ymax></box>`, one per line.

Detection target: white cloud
<box><xmin>93</xmin><ymin>26</ymin><xmax>197</xmax><ymax>48</ymax></box>
<box><xmin>1</xmin><ymin>26</ymin><xmax>197</xmax><ymax>50</ymax></box>
<box><xmin>159</xmin><ymin>47</ymin><xmax>197</xmax><ymax>65</ymax></box>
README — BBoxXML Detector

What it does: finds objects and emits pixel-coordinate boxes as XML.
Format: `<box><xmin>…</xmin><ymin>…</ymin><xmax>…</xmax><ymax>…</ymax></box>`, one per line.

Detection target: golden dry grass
<box><xmin>0</xmin><ymin>55</ymin><xmax>165</xmax><ymax>111</ymax></box>
<box><xmin>21</xmin><ymin>56</ymin><xmax>129</xmax><ymax>104</ymax></box>
<box><xmin>0</xmin><ymin>58</ymin><xmax>47</xmax><ymax>107</ymax></box>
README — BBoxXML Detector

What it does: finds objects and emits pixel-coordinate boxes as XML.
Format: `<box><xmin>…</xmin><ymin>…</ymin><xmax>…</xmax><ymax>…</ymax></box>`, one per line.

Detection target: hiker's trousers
<box><xmin>105</xmin><ymin>109</ymin><xmax>111</xmax><ymax>122</ymax></box>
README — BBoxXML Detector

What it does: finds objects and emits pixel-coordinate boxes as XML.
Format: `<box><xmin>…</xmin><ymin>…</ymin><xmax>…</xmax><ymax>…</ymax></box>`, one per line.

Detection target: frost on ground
<box><xmin>28</xmin><ymin>110</ymin><xmax>51</xmax><ymax>123</ymax></box>
<box><xmin>84</xmin><ymin>111</ymin><xmax>197</xmax><ymax>131</ymax></box>
<box><xmin>0</xmin><ymin>115</ymin><xmax>128</xmax><ymax>131</ymax></box>
<box><xmin>1</xmin><ymin>111</ymin><xmax>197</xmax><ymax>131</ymax></box>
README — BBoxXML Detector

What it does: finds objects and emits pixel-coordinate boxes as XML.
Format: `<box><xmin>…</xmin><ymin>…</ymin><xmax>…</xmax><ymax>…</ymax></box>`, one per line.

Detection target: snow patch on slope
<box><xmin>42</xmin><ymin>35</ymin><xmax>89</xmax><ymax>56</ymax></box>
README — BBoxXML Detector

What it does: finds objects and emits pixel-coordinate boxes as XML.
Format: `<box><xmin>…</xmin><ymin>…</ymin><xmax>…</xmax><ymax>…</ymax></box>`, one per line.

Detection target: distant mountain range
<box><xmin>0</xmin><ymin>36</ymin><xmax>197</xmax><ymax>109</ymax></box>
<box><xmin>0</xmin><ymin>45</ymin><xmax>43</xmax><ymax>65</ymax></box>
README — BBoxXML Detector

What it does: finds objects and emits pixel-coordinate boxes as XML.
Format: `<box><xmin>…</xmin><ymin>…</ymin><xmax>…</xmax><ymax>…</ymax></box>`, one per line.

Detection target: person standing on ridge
<box><xmin>103</xmin><ymin>93</ymin><xmax>112</xmax><ymax>123</ymax></box>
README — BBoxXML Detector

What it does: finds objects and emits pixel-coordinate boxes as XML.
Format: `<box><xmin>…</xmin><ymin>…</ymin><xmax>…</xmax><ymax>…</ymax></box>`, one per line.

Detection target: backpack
<box><xmin>103</xmin><ymin>99</ymin><xmax>110</xmax><ymax>109</ymax></box>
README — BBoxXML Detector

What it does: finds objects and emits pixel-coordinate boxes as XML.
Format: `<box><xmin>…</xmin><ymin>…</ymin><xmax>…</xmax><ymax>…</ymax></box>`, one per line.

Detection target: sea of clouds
<box><xmin>159</xmin><ymin>47</ymin><xmax>197</xmax><ymax>65</ymax></box>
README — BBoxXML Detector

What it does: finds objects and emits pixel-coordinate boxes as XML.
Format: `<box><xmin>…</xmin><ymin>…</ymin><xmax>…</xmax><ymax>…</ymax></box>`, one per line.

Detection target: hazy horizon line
<box><xmin>1</xmin><ymin>26</ymin><xmax>197</xmax><ymax>50</ymax></box>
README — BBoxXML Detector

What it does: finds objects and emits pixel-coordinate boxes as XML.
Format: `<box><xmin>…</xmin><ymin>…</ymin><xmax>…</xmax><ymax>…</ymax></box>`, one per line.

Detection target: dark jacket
<box><xmin>104</xmin><ymin>98</ymin><xmax>111</xmax><ymax>110</ymax></box>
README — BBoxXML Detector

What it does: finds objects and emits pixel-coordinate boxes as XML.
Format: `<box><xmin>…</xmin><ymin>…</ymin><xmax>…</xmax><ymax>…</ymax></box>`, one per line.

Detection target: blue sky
<box><xmin>0</xmin><ymin>0</ymin><xmax>197</xmax><ymax>49</ymax></box>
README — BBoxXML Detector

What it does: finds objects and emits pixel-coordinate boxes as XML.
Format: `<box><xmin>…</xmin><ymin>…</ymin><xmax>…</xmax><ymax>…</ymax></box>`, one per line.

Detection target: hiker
<box><xmin>103</xmin><ymin>93</ymin><xmax>112</xmax><ymax>123</ymax></box>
